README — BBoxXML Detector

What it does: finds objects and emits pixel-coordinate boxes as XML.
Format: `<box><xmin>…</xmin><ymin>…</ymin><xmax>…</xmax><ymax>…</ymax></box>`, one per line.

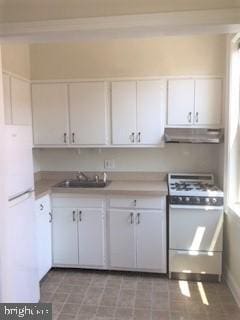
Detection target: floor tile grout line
<box><xmin>41</xmin><ymin>269</ymin><xmax>240</xmax><ymax>320</ymax></box>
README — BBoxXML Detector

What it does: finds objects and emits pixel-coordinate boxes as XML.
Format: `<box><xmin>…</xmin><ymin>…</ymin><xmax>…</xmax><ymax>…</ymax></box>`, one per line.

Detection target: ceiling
<box><xmin>0</xmin><ymin>0</ymin><xmax>240</xmax><ymax>23</ymax></box>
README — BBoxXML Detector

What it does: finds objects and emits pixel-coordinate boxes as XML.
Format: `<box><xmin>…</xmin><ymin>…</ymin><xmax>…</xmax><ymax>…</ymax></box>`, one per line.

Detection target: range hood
<box><xmin>164</xmin><ymin>128</ymin><xmax>223</xmax><ymax>144</ymax></box>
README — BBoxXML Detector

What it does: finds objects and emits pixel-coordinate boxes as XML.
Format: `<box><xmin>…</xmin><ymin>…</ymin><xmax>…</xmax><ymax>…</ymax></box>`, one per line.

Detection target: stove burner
<box><xmin>170</xmin><ymin>182</ymin><xmax>220</xmax><ymax>192</ymax></box>
<box><xmin>168</xmin><ymin>173</ymin><xmax>224</xmax><ymax>207</ymax></box>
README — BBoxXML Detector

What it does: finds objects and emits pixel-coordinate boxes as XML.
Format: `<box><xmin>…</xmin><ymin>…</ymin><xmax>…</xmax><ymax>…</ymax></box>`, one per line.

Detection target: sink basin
<box><xmin>54</xmin><ymin>179</ymin><xmax>110</xmax><ymax>188</ymax></box>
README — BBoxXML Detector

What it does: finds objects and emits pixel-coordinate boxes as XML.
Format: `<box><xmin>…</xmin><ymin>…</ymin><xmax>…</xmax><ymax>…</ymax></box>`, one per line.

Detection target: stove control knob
<box><xmin>178</xmin><ymin>197</ymin><xmax>183</xmax><ymax>202</ymax></box>
<box><xmin>185</xmin><ymin>197</ymin><xmax>190</xmax><ymax>203</ymax></box>
<box><xmin>212</xmin><ymin>198</ymin><xmax>217</xmax><ymax>204</ymax></box>
<box><xmin>205</xmin><ymin>198</ymin><xmax>210</xmax><ymax>204</ymax></box>
<box><xmin>196</xmin><ymin>197</ymin><xmax>201</xmax><ymax>203</ymax></box>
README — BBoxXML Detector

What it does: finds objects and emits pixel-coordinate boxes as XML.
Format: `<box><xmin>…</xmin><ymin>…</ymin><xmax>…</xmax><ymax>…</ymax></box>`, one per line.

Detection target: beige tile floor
<box><xmin>40</xmin><ymin>269</ymin><xmax>240</xmax><ymax>320</ymax></box>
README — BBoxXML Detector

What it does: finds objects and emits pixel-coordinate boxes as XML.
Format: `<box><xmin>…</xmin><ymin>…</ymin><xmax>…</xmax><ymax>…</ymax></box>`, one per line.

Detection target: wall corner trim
<box><xmin>224</xmin><ymin>266</ymin><xmax>240</xmax><ymax>307</ymax></box>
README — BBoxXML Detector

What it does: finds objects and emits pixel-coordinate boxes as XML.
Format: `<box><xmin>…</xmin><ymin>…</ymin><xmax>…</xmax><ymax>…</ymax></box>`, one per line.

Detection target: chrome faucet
<box><xmin>77</xmin><ymin>171</ymin><xmax>89</xmax><ymax>181</ymax></box>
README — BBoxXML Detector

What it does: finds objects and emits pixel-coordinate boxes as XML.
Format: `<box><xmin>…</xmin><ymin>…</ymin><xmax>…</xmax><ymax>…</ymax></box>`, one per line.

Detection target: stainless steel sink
<box><xmin>54</xmin><ymin>179</ymin><xmax>111</xmax><ymax>188</ymax></box>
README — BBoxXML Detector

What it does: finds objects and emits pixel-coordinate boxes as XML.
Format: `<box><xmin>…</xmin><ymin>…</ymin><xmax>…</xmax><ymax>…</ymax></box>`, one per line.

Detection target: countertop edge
<box><xmin>34</xmin><ymin>179</ymin><xmax>168</xmax><ymax>200</ymax></box>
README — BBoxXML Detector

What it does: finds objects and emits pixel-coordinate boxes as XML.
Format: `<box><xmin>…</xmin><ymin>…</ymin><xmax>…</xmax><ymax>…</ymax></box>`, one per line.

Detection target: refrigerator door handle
<box><xmin>8</xmin><ymin>189</ymin><xmax>34</xmax><ymax>206</ymax></box>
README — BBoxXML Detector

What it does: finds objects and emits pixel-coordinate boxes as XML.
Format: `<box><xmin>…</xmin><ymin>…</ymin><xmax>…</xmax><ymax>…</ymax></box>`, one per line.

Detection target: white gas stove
<box><xmin>168</xmin><ymin>173</ymin><xmax>224</xmax><ymax>281</ymax></box>
<box><xmin>168</xmin><ymin>173</ymin><xmax>224</xmax><ymax>207</ymax></box>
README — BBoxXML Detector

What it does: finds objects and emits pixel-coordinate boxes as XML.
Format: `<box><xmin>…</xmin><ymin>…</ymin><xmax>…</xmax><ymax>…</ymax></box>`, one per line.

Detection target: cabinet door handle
<box><xmin>188</xmin><ymin>112</ymin><xmax>192</xmax><ymax>123</ymax></box>
<box><xmin>79</xmin><ymin>210</ymin><xmax>82</xmax><ymax>222</ymax></box>
<box><xmin>129</xmin><ymin>132</ymin><xmax>135</xmax><ymax>143</ymax></box>
<box><xmin>195</xmin><ymin>112</ymin><xmax>199</xmax><ymax>123</ymax></box>
<box><xmin>40</xmin><ymin>204</ymin><xmax>44</xmax><ymax>211</ymax></box>
<box><xmin>64</xmin><ymin>132</ymin><xmax>67</xmax><ymax>143</ymax></box>
<box><xmin>72</xmin><ymin>132</ymin><xmax>75</xmax><ymax>143</ymax></box>
<box><xmin>137</xmin><ymin>132</ymin><xmax>141</xmax><ymax>143</ymax></box>
<box><xmin>72</xmin><ymin>210</ymin><xmax>76</xmax><ymax>222</ymax></box>
<box><xmin>130</xmin><ymin>212</ymin><xmax>134</xmax><ymax>224</ymax></box>
<box><xmin>49</xmin><ymin>212</ymin><xmax>52</xmax><ymax>223</ymax></box>
<box><xmin>137</xmin><ymin>212</ymin><xmax>140</xmax><ymax>224</ymax></box>
<box><xmin>133</xmin><ymin>199</ymin><xmax>137</xmax><ymax>207</ymax></box>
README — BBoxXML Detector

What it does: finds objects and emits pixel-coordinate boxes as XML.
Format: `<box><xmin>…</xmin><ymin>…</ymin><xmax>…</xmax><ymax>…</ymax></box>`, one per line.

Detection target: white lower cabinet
<box><xmin>78</xmin><ymin>209</ymin><xmax>105</xmax><ymax>267</ymax></box>
<box><xmin>52</xmin><ymin>208</ymin><xmax>79</xmax><ymax>265</ymax></box>
<box><xmin>35</xmin><ymin>194</ymin><xmax>52</xmax><ymax>281</ymax></box>
<box><xmin>136</xmin><ymin>211</ymin><xmax>166</xmax><ymax>271</ymax></box>
<box><xmin>109</xmin><ymin>210</ymin><xmax>135</xmax><ymax>269</ymax></box>
<box><xmin>109</xmin><ymin>199</ymin><xmax>166</xmax><ymax>273</ymax></box>
<box><xmin>52</xmin><ymin>195</ymin><xmax>105</xmax><ymax>268</ymax></box>
<box><xmin>51</xmin><ymin>194</ymin><xmax>166</xmax><ymax>273</ymax></box>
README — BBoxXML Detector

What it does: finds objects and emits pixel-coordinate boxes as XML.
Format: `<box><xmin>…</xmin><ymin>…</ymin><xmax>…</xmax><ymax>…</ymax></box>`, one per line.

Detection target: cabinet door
<box><xmin>32</xmin><ymin>84</ymin><xmax>69</xmax><ymax>145</ymax></box>
<box><xmin>111</xmin><ymin>81</ymin><xmax>137</xmax><ymax>144</ymax></box>
<box><xmin>69</xmin><ymin>82</ymin><xmax>108</xmax><ymax>145</ymax></box>
<box><xmin>78</xmin><ymin>209</ymin><xmax>104</xmax><ymax>266</ymax></box>
<box><xmin>109</xmin><ymin>210</ymin><xmax>135</xmax><ymax>268</ymax></box>
<box><xmin>52</xmin><ymin>208</ymin><xmax>78</xmax><ymax>265</ymax></box>
<box><xmin>137</xmin><ymin>80</ymin><xmax>164</xmax><ymax>144</ymax></box>
<box><xmin>35</xmin><ymin>195</ymin><xmax>52</xmax><ymax>280</ymax></box>
<box><xmin>194</xmin><ymin>79</ymin><xmax>222</xmax><ymax>126</ymax></box>
<box><xmin>136</xmin><ymin>211</ymin><xmax>166</xmax><ymax>272</ymax></box>
<box><xmin>11</xmin><ymin>77</ymin><xmax>32</xmax><ymax>125</ymax></box>
<box><xmin>3</xmin><ymin>73</ymin><xmax>12</xmax><ymax>124</ymax></box>
<box><xmin>167</xmin><ymin>79</ymin><xmax>194</xmax><ymax>126</ymax></box>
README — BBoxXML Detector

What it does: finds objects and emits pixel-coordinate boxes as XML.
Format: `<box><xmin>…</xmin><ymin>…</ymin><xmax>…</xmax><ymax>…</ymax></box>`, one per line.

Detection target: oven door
<box><xmin>169</xmin><ymin>205</ymin><xmax>223</xmax><ymax>252</ymax></box>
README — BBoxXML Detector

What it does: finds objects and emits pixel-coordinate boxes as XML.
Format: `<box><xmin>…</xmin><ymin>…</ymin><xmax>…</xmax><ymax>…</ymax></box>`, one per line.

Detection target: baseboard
<box><xmin>224</xmin><ymin>266</ymin><xmax>240</xmax><ymax>307</ymax></box>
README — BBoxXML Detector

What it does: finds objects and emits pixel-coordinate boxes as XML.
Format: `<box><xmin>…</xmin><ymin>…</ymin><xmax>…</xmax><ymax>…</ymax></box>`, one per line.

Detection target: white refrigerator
<box><xmin>1</xmin><ymin>125</ymin><xmax>40</xmax><ymax>302</ymax></box>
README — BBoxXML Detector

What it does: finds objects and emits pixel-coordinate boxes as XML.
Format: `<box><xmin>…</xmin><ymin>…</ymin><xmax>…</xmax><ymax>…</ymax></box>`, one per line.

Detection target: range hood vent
<box><xmin>164</xmin><ymin>128</ymin><xmax>223</xmax><ymax>144</ymax></box>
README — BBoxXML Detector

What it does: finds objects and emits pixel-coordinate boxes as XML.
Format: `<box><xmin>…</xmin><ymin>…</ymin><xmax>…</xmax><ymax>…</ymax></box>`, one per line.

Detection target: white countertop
<box><xmin>35</xmin><ymin>179</ymin><xmax>168</xmax><ymax>200</ymax></box>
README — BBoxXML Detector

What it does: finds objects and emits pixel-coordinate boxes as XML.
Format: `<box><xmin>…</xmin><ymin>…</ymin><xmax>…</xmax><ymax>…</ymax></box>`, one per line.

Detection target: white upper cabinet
<box><xmin>195</xmin><ymin>79</ymin><xmax>222</xmax><ymax>126</ymax></box>
<box><xmin>111</xmin><ymin>80</ymin><xmax>165</xmax><ymax>145</ymax></box>
<box><xmin>11</xmin><ymin>77</ymin><xmax>32</xmax><ymax>125</ymax></box>
<box><xmin>167</xmin><ymin>78</ymin><xmax>222</xmax><ymax>127</ymax></box>
<box><xmin>32</xmin><ymin>83</ymin><xmax>69</xmax><ymax>145</ymax></box>
<box><xmin>137</xmin><ymin>80</ymin><xmax>164</xmax><ymax>144</ymax></box>
<box><xmin>111</xmin><ymin>81</ymin><xmax>137</xmax><ymax>145</ymax></box>
<box><xmin>3</xmin><ymin>73</ymin><xmax>11</xmax><ymax>125</ymax></box>
<box><xmin>69</xmin><ymin>82</ymin><xmax>108</xmax><ymax>145</ymax></box>
<box><xmin>167</xmin><ymin>79</ymin><xmax>195</xmax><ymax>126</ymax></box>
<box><xmin>3</xmin><ymin>73</ymin><xmax>31</xmax><ymax>126</ymax></box>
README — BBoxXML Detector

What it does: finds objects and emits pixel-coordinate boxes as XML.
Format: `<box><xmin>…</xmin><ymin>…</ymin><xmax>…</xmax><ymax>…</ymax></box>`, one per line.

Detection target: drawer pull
<box><xmin>130</xmin><ymin>212</ymin><xmax>134</xmax><ymax>224</ymax></box>
<box><xmin>137</xmin><ymin>132</ymin><xmax>141</xmax><ymax>143</ymax></box>
<box><xmin>129</xmin><ymin>132</ymin><xmax>135</xmax><ymax>143</ymax></box>
<box><xmin>137</xmin><ymin>212</ymin><xmax>140</xmax><ymax>224</ymax></box>
<box><xmin>72</xmin><ymin>210</ymin><xmax>76</xmax><ymax>222</ymax></box>
<box><xmin>64</xmin><ymin>132</ymin><xmax>67</xmax><ymax>143</ymax></box>
<box><xmin>72</xmin><ymin>132</ymin><xmax>75</xmax><ymax>143</ymax></box>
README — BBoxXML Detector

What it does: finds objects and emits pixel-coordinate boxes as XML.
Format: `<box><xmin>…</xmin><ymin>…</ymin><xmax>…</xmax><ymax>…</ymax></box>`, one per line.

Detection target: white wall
<box><xmin>1</xmin><ymin>44</ymin><xmax>31</xmax><ymax>80</ymax></box>
<box><xmin>33</xmin><ymin>144</ymin><xmax>221</xmax><ymax>178</ymax></box>
<box><xmin>30</xmin><ymin>35</ymin><xmax>226</xmax><ymax>80</ymax></box>
<box><xmin>0</xmin><ymin>0</ymin><xmax>239</xmax><ymax>23</ymax></box>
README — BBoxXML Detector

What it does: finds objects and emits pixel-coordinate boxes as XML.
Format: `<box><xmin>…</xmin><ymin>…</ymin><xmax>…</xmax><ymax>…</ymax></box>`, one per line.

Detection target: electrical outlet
<box><xmin>104</xmin><ymin>159</ymin><xmax>115</xmax><ymax>170</ymax></box>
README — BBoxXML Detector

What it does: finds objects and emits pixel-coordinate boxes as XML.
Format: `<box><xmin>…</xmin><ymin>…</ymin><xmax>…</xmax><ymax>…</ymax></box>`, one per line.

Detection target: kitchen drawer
<box><xmin>169</xmin><ymin>250</ymin><xmax>222</xmax><ymax>275</ymax></box>
<box><xmin>52</xmin><ymin>194</ymin><xmax>104</xmax><ymax>208</ymax></box>
<box><xmin>109</xmin><ymin>197</ymin><xmax>165</xmax><ymax>209</ymax></box>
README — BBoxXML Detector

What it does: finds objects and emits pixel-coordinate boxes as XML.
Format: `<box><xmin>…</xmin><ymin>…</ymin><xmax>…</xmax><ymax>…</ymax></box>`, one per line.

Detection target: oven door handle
<box><xmin>169</xmin><ymin>204</ymin><xmax>223</xmax><ymax>210</ymax></box>
<box><xmin>175</xmin><ymin>250</ymin><xmax>217</xmax><ymax>256</ymax></box>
